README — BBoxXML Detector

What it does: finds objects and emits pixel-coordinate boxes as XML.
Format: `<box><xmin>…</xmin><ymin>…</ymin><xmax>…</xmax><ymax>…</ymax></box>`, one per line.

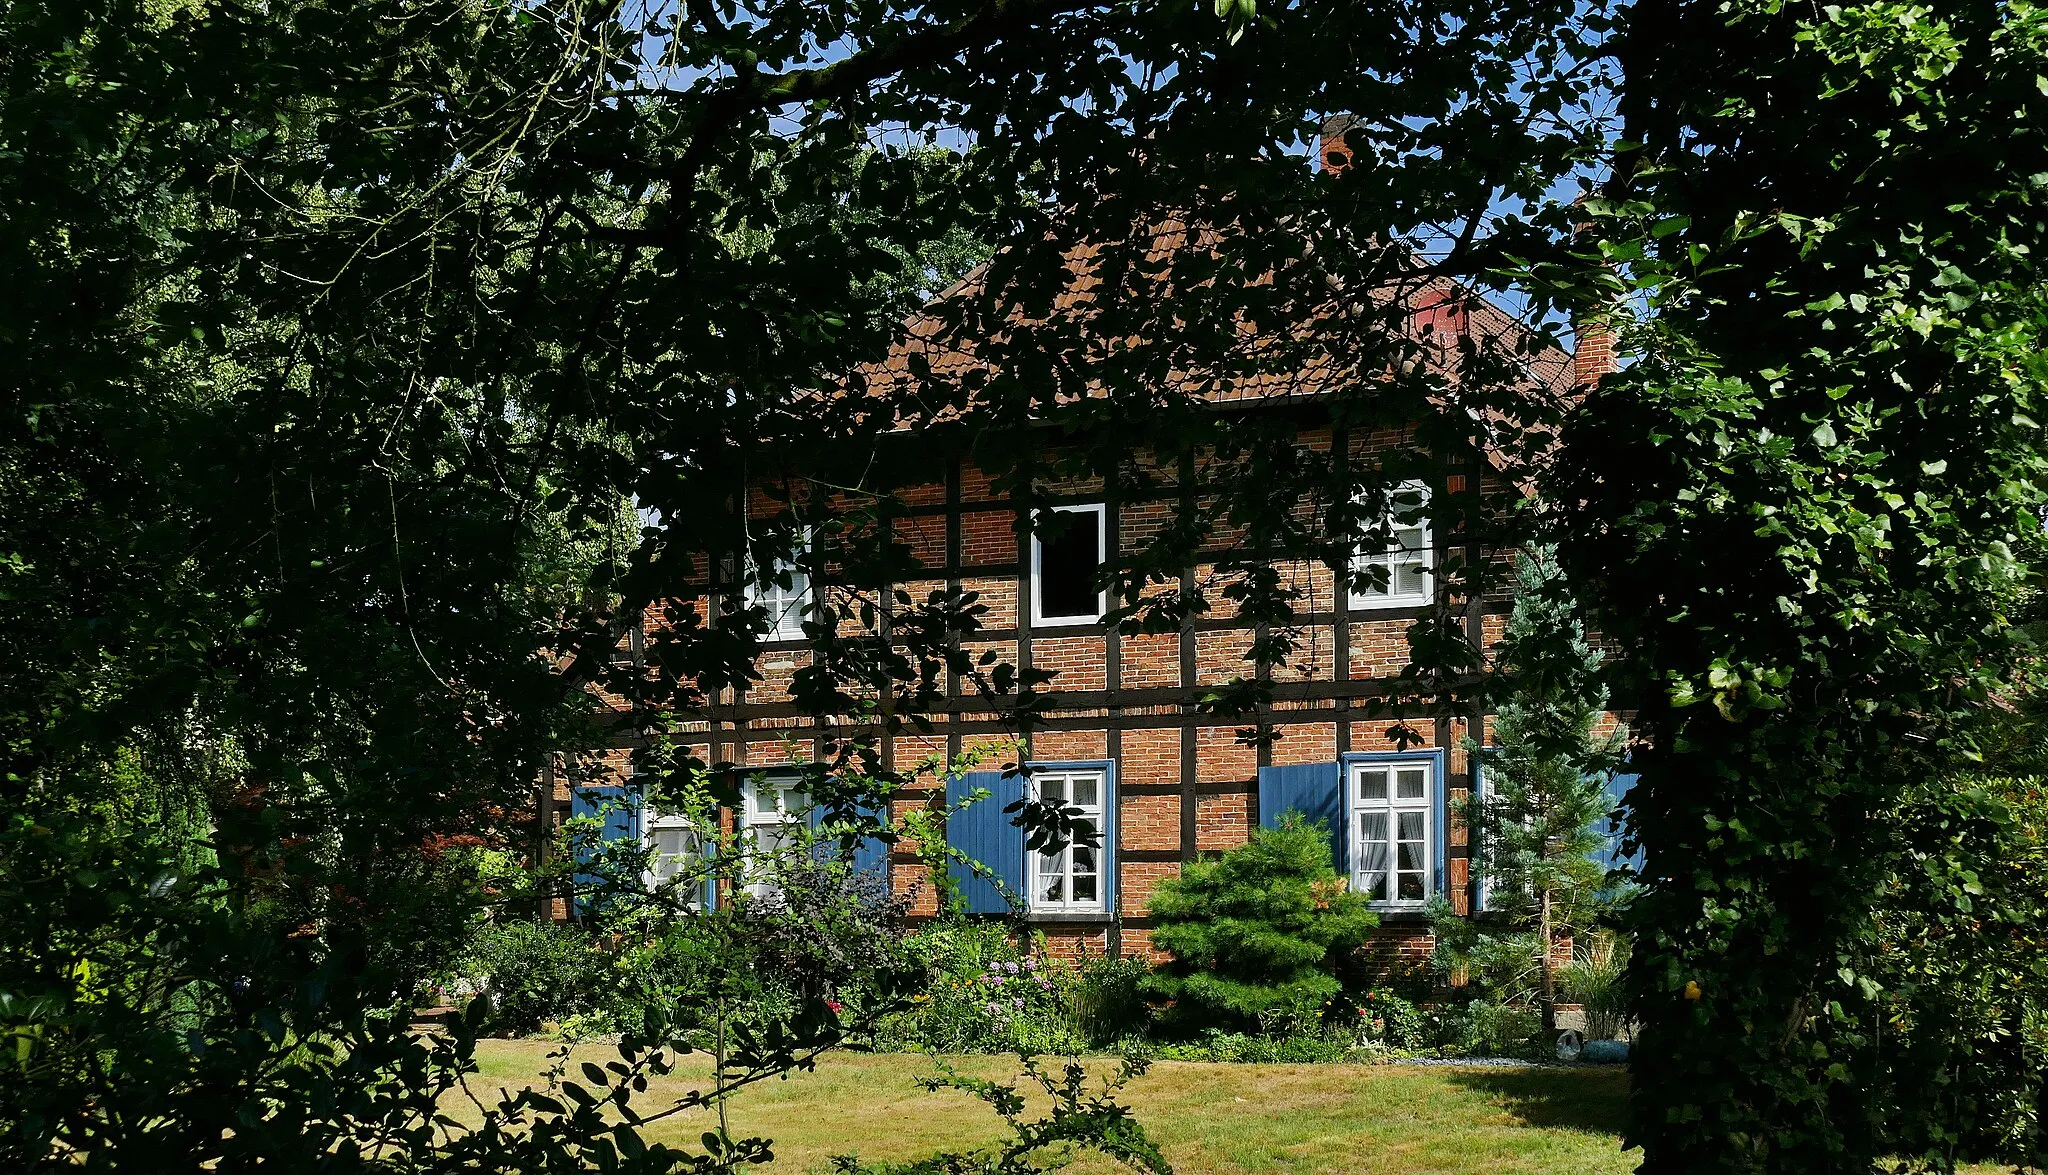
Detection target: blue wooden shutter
<box><xmin>946</xmin><ymin>770</ymin><xmax>1022</xmax><ymax>914</ymax></box>
<box><xmin>700</xmin><ymin>807</ymin><xmax>720</xmax><ymax>912</ymax></box>
<box><xmin>1472</xmin><ymin>755</ymin><xmax>1490</xmax><ymax>912</ymax></box>
<box><xmin>1100</xmin><ymin>768</ymin><xmax>1118</xmax><ymax>913</ymax></box>
<box><xmin>570</xmin><ymin>785</ymin><xmax>639</xmax><ymax>917</ymax></box>
<box><xmin>806</xmin><ymin>792</ymin><xmax>893</xmax><ymax>882</ymax></box>
<box><xmin>1590</xmin><ymin>772</ymin><xmax>1642</xmax><ymax>876</ymax></box>
<box><xmin>1257</xmin><ymin>762</ymin><xmax>1345</xmax><ymax>874</ymax></box>
<box><xmin>853</xmin><ymin>799</ymin><xmax>891</xmax><ymax>879</ymax></box>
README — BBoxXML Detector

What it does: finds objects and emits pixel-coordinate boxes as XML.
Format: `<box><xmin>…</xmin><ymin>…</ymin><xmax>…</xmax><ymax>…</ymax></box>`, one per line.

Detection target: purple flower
<box><xmin>1022</xmin><ymin>958</ymin><xmax>1037</xmax><ymax>972</ymax></box>
<box><xmin>1002</xmin><ymin>961</ymin><xmax>1019</xmax><ymax>975</ymax></box>
<box><xmin>985</xmin><ymin>962</ymin><xmax>1000</xmax><ymax>974</ymax></box>
<box><xmin>984</xmin><ymin>1002</ymin><xmax>1001</xmax><ymax>1015</ymax></box>
<box><xmin>1012</xmin><ymin>998</ymin><xmax>1025</xmax><ymax>1010</ymax></box>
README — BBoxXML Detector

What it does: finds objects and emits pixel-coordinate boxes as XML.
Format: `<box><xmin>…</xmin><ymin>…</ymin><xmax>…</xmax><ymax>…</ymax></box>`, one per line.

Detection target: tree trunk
<box><xmin>1539</xmin><ymin>885</ymin><xmax>1557</xmax><ymax>1034</ymax></box>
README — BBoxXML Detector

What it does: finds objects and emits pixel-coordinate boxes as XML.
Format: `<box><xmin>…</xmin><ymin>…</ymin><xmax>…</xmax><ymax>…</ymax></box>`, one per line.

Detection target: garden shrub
<box><xmin>1072</xmin><ymin>953</ymin><xmax>1152</xmax><ymax>1044</ymax></box>
<box><xmin>1353</xmin><ymin>988</ymin><xmax>1429</xmax><ymax>1050</ymax></box>
<box><xmin>1462</xmin><ymin>1000</ymin><xmax>1542</xmax><ymax>1058</ymax></box>
<box><xmin>1143</xmin><ymin>814</ymin><xmax>1378</xmax><ymax>1034</ymax></box>
<box><xmin>878</xmin><ymin>922</ymin><xmax>1088</xmax><ymax>1054</ymax></box>
<box><xmin>440</xmin><ymin>919</ymin><xmax>610</xmax><ymax>1035</ymax></box>
<box><xmin>1558</xmin><ymin>934</ymin><xmax>1631</xmax><ymax>1041</ymax></box>
<box><xmin>603</xmin><ymin>851</ymin><xmax>915</xmax><ymax>1046</ymax></box>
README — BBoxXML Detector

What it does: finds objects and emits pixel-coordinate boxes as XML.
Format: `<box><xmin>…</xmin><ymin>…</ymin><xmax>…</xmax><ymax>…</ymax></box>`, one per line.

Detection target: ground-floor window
<box><xmin>1028</xmin><ymin>768</ymin><xmax>1108</xmax><ymax>913</ymax></box>
<box><xmin>643</xmin><ymin>809</ymin><xmax>706</xmax><ymax>910</ymax></box>
<box><xmin>1351</xmin><ymin>758</ymin><xmax>1433</xmax><ymax>906</ymax></box>
<box><xmin>741</xmin><ymin>774</ymin><xmax>808</xmax><ymax>899</ymax></box>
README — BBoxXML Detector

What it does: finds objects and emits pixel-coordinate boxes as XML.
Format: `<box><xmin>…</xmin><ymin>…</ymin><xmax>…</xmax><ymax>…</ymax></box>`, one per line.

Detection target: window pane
<box><xmin>1072</xmin><ymin>874</ymin><xmax>1097</xmax><ymax>903</ymax></box>
<box><xmin>1357</xmin><ymin>554</ymin><xmax>1390</xmax><ymax>591</ymax></box>
<box><xmin>1357</xmin><ymin>835</ymin><xmax>1389</xmax><ymax>899</ymax></box>
<box><xmin>1397</xmin><ymin>840</ymin><xmax>1424</xmax><ymax>871</ymax></box>
<box><xmin>1359</xmin><ymin>813</ymin><xmax>1390</xmax><ymax>899</ymax></box>
<box><xmin>1397</xmin><ymin>871</ymin><xmax>1425</xmax><ymax>900</ymax></box>
<box><xmin>1395</xmin><ymin>525</ymin><xmax>1426</xmax><ymax>554</ymax></box>
<box><xmin>1396</xmin><ymin>769</ymin><xmax>1426</xmax><ymax>800</ymax></box>
<box><xmin>784</xmin><ymin>789</ymin><xmax>808</xmax><ymax>815</ymax></box>
<box><xmin>1041</xmin><ymin>871</ymin><xmax>1066</xmax><ymax>903</ymax></box>
<box><xmin>1038</xmin><ymin>511</ymin><xmax>1101</xmax><ymax>618</ymax></box>
<box><xmin>1072</xmin><ymin>842</ymin><xmax>1098</xmax><ymax>873</ymax></box>
<box><xmin>652</xmin><ymin>829</ymin><xmax>691</xmax><ymax>882</ymax></box>
<box><xmin>1362</xmin><ymin>810</ymin><xmax>1389</xmax><ymax>845</ymax></box>
<box><xmin>1360</xmin><ymin>769</ymin><xmax>1388</xmax><ymax>800</ymax></box>
<box><xmin>1072</xmin><ymin>777</ymin><xmax>1099</xmax><ymax>808</ymax></box>
<box><xmin>1395</xmin><ymin>561</ymin><xmax>1427</xmax><ymax>595</ymax></box>
<box><xmin>1398</xmin><ymin>810</ymin><xmax>1425</xmax><ymax>841</ymax></box>
<box><xmin>1041</xmin><ymin>777</ymin><xmax>1066</xmax><ymax>804</ymax></box>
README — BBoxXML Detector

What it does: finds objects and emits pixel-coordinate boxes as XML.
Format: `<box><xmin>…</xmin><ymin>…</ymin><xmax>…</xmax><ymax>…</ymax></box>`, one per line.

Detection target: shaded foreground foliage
<box><xmin>1561</xmin><ymin>2</ymin><xmax>2048</xmax><ymax>1169</ymax></box>
<box><xmin>9</xmin><ymin>0</ymin><xmax>2048</xmax><ymax>1172</ymax></box>
<box><xmin>0</xmin><ymin>0</ymin><xmax>1608</xmax><ymax>1169</ymax></box>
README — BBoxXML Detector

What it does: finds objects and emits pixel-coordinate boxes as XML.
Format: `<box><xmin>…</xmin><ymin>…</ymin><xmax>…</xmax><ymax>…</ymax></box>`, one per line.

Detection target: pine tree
<box><xmin>1454</xmin><ymin>548</ymin><xmax>1627</xmax><ymax>1034</ymax></box>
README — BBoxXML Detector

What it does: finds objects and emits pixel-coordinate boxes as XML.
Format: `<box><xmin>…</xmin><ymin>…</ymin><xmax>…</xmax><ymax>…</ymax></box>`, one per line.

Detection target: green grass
<box><xmin>466</xmin><ymin>1041</ymin><xmax>1639</xmax><ymax>1173</ymax></box>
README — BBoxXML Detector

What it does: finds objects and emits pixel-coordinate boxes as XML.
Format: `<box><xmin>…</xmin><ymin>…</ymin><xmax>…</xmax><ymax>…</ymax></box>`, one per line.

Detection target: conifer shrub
<box><xmin>1142</xmin><ymin>815</ymin><xmax>1378</xmax><ymax>1033</ymax></box>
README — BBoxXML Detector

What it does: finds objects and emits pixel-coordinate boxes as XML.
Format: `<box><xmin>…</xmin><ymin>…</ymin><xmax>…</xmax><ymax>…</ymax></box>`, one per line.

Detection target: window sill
<box><xmin>1025</xmin><ymin>910</ymin><xmax>1115</xmax><ymax>925</ymax></box>
<box><xmin>1348</xmin><ymin>596</ymin><xmax>1432</xmax><ymax>612</ymax></box>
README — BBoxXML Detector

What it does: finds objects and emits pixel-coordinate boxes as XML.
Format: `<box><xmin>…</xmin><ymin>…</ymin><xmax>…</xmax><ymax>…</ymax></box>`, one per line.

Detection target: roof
<box><xmin>831</xmin><ymin>212</ymin><xmax>1576</xmax><ymax>436</ymax></box>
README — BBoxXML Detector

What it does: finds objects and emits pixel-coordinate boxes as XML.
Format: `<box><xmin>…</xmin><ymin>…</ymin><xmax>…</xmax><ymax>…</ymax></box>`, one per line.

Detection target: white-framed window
<box><xmin>1351</xmin><ymin>758</ymin><xmax>1434</xmax><ymax>907</ymax></box>
<box><xmin>744</xmin><ymin>537</ymin><xmax>811</xmax><ymax>641</ymax></box>
<box><xmin>739</xmin><ymin>774</ymin><xmax>809</xmax><ymax>899</ymax></box>
<box><xmin>644</xmin><ymin>808</ymin><xmax>707</xmax><ymax>911</ymax></box>
<box><xmin>1028</xmin><ymin>769</ymin><xmax>1107</xmax><ymax>913</ymax></box>
<box><xmin>1349</xmin><ymin>483</ymin><xmax>1432</xmax><ymax>609</ymax></box>
<box><xmin>1030</xmin><ymin>503</ymin><xmax>1107</xmax><ymax>627</ymax></box>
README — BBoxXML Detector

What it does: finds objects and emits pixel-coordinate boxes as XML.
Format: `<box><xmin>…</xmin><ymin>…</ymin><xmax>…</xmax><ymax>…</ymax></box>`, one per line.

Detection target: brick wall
<box><xmin>595</xmin><ymin>425</ymin><xmax>1623</xmax><ymax>966</ymax></box>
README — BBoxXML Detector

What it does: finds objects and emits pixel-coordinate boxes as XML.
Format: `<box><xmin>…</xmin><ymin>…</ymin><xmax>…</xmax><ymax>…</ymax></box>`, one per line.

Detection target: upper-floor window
<box><xmin>744</xmin><ymin>539</ymin><xmax>811</xmax><ymax>640</ymax></box>
<box><xmin>739</xmin><ymin>774</ymin><xmax>808</xmax><ymax>899</ymax></box>
<box><xmin>1028</xmin><ymin>768</ymin><xmax>1109</xmax><ymax>913</ymax></box>
<box><xmin>1350</xmin><ymin>483</ymin><xmax>1432</xmax><ymax>609</ymax></box>
<box><xmin>1351</xmin><ymin>758</ymin><xmax>1433</xmax><ymax>906</ymax></box>
<box><xmin>1031</xmin><ymin>503</ymin><xmax>1106</xmax><ymax>627</ymax></box>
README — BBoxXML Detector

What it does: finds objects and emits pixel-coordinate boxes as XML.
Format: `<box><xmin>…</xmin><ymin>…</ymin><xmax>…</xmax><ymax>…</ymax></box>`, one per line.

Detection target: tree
<box><xmin>1448</xmin><ymin>548</ymin><xmax>1626</xmax><ymax>1034</ymax></box>
<box><xmin>1551</xmin><ymin>3</ymin><xmax>2048</xmax><ymax>1170</ymax></box>
<box><xmin>1142</xmin><ymin>815</ymin><xmax>1379</xmax><ymax>1033</ymax></box>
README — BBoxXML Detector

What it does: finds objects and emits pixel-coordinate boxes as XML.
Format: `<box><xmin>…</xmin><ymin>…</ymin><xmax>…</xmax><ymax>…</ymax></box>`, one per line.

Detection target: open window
<box><xmin>1030</xmin><ymin>504</ymin><xmax>1107</xmax><ymax>627</ymax></box>
<box><xmin>1350</xmin><ymin>483</ymin><xmax>1432</xmax><ymax>609</ymax></box>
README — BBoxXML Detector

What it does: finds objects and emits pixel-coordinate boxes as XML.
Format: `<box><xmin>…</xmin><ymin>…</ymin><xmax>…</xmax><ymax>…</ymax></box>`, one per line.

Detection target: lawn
<box><xmin>466</xmin><ymin>1041</ymin><xmax>1638</xmax><ymax>1174</ymax></box>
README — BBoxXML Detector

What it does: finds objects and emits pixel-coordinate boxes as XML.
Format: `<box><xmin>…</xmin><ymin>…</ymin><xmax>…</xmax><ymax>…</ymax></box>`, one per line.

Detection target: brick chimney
<box><xmin>1570</xmin><ymin>201</ymin><xmax>1619</xmax><ymax>390</ymax></box>
<box><xmin>1319</xmin><ymin>114</ymin><xmax>1358</xmax><ymax>175</ymax></box>
<box><xmin>1572</xmin><ymin>314</ymin><xmax>1617</xmax><ymax>390</ymax></box>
